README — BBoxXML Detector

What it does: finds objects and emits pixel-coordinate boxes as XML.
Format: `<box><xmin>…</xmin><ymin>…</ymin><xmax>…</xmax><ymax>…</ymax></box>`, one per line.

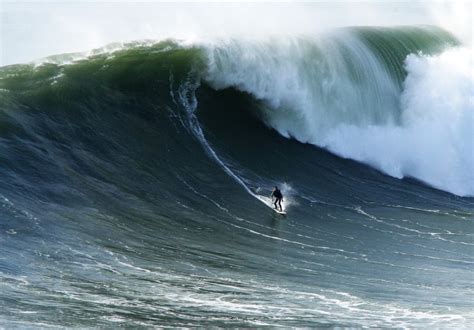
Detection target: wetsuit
<box><xmin>272</xmin><ymin>189</ymin><xmax>283</xmax><ymax>211</ymax></box>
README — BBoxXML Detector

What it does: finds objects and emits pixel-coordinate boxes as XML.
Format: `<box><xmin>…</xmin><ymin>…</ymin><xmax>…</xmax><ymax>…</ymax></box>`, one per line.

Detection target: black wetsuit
<box><xmin>272</xmin><ymin>189</ymin><xmax>283</xmax><ymax>211</ymax></box>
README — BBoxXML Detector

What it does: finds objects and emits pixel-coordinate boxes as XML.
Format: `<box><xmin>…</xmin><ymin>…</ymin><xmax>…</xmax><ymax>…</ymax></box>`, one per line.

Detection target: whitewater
<box><xmin>205</xmin><ymin>32</ymin><xmax>473</xmax><ymax>197</ymax></box>
<box><xmin>1</xmin><ymin>2</ymin><xmax>473</xmax><ymax>328</ymax></box>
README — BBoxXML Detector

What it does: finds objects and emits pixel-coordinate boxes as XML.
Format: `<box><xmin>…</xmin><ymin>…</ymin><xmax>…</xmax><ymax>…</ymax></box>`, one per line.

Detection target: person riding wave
<box><xmin>271</xmin><ymin>186</ymin><xmax>283</xmax><ymax>211</ymax></box>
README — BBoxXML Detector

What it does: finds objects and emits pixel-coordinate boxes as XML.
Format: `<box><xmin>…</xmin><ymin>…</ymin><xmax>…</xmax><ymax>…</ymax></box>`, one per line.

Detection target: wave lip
<box><xmin>204</xmin><ymin>27</ymin><xmax>472</xmax><ymax>196</ymax></box>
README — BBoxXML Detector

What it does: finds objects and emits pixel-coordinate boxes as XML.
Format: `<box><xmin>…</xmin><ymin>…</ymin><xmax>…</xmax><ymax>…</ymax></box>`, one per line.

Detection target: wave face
<box><xmin>1</xmin><ymin>26</ymin><xmax>473</xmax><ymax>327</ymax></box>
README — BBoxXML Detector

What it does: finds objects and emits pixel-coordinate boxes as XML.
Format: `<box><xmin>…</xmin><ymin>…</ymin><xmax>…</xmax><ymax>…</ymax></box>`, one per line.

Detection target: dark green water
<box><xmin>0</xmin><ymin>26</ymin><xmax>472</xmax><ymax>327</ymax></box>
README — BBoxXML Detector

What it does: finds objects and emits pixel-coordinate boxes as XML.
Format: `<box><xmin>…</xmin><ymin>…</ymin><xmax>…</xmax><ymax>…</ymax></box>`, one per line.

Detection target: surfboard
<box><xmin>274</xmin><ymin>209</ymin><xmax>287</xmax><ymax>215</ymax></box>
<box><xmin>255</xmin><ymin>194</ymin><xmax>287</xmax><ymax>215</ymax></box>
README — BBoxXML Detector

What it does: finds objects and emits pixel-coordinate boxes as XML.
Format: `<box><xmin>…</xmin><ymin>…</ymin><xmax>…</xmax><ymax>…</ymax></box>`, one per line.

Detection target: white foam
<box><xmin>324</xmin><ymin>47</ymin><xmax>474</xmax><ymax>196</ymax></box>
<box><xmin>205</xmin><ymin>37</ymin><xmax>473</xmax><ymax>196</ymax></box>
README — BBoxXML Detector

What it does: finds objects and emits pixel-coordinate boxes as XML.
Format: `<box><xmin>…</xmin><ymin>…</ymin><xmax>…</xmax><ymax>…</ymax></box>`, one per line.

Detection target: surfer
<box><xmin>271</xmin><ymin>186</ymin><xmax>283</xmax><ymax>211</ymax></box>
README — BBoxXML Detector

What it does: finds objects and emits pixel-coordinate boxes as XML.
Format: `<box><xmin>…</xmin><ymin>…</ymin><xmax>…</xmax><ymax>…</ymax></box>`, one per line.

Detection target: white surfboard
<box><xmin>273</xmin><ymin>208</ymin><xmax>287</xmax><ymax>215</ymax></box>
<box><xmin>255</xmin><ymin>194</ymin><xmax>287</xmax><ymax>215</ymax></box>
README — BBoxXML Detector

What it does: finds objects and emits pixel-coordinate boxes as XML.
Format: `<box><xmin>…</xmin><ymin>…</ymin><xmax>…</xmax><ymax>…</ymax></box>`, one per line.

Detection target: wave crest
<box><xmin>204</xmin><ymin>27</ymin><xmax>472</xmax><ymax>196</ymax></box>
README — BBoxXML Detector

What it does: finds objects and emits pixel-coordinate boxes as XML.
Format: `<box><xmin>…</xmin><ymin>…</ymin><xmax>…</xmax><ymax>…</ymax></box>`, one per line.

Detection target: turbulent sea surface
<box><xmin>0</xmin><ymin>26</ymin><xmax>473</xmax><ymax>327</ymax></box>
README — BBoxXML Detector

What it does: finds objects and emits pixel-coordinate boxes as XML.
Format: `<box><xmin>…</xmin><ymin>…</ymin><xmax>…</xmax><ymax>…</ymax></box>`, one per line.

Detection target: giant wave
<box><xmin>0</xmin><ymin>25</ymin><xmax>473</xmax><ymax>328</ymax></box>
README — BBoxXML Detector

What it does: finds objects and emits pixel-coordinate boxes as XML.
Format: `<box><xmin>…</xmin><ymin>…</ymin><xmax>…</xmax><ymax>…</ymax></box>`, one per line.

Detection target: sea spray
<box><xmin>323</xmin><ymin>47</ymin><xmax>474</xmax><ymax>196</ymax></box>
<box><xmin>204</xmin><ymin>27</ymin><xmax>471</xmax><ymax>196</ymax></box>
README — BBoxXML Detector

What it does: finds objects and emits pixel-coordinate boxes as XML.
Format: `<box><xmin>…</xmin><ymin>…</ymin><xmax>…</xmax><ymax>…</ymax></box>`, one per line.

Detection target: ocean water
<box><xmin>0</xmin><ymin>25</ymin><xmax>473</xmax><ymax>327</ymax></box>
